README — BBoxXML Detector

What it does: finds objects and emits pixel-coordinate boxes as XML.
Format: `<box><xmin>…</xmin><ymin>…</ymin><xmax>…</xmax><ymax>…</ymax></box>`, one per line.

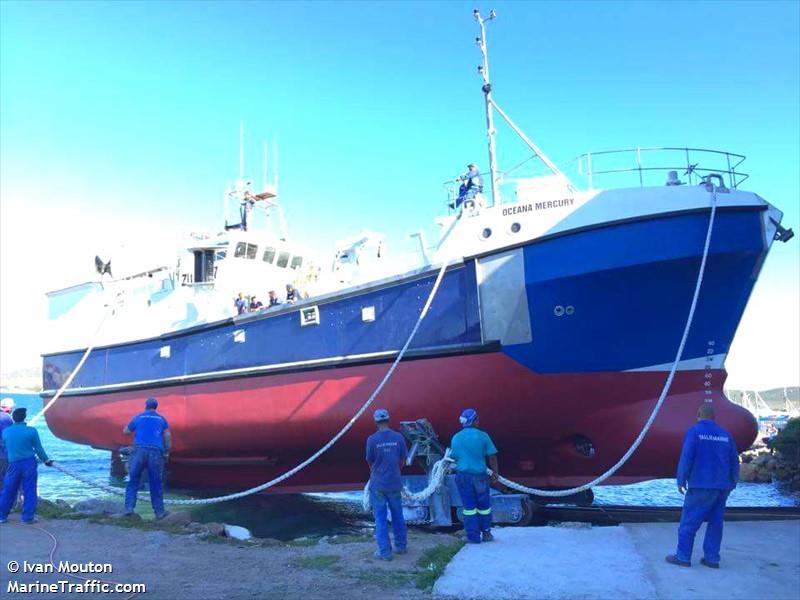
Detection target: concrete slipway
<box><xmin>433</xmin><ymin>521</ymin><xmax>800</xmax><ymax>600</ymax></box>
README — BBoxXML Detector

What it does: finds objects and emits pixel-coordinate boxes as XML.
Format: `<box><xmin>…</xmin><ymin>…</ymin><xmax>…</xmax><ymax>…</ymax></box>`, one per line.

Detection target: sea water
<box><xmin>3</xmin><ymin>392</ymin><xmax>798</xmax><ymax>539</ymax></box>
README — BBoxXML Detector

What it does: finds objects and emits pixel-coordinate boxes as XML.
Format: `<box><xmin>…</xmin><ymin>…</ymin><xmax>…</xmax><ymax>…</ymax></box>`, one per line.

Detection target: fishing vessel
<box><xmin>41</xmin><ymin>12</ymin><xmax>793</xmax><ymax>493</ymax></box>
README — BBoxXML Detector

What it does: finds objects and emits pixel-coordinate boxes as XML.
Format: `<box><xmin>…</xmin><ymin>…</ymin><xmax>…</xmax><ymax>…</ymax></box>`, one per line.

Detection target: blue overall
<box><xmin>455</xmin><ymin>472</ymin><xmax>492</xmax><ymax>542</ymax></box>
<box><xmin>0</xmin><ymin>457</ymin><xmax>39</xmax><ymax>522</ymax></box>
<box><xmin>369</xmin><ymin>489</ymin><xmax>407</xmax><ymax>557</ymax></box>
<box><xmin>125</xmin><ymin>447</ymin><xmax>165</xmax><ymax>516</ymax></box>
<box><xmin>366</xmin><ymin>428</ymin><xmax>408</xmax><ymax>557</ymax></box>
<box><xmin>674</xmin><ymin>419</ymin><xmax>740</xmax><ymax>564</ymax></box>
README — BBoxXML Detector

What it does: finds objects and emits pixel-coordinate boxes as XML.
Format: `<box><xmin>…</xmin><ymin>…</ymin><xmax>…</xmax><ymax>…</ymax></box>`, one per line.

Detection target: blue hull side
<box><xmin>43</xmin><ymin>208</ymin><xmax>767</xmax><ymax>392</ymax></box>
<box><xmin>505</xmin><ymin>209</ymin><xmax>766</xmax><ymax>372</ymax></box>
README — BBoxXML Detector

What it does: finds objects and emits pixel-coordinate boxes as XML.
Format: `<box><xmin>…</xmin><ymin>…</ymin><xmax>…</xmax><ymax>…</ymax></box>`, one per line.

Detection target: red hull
<box><xmin>45</xmin><ymin>353</ymin><xmax>757</xmax><ymax>491</ymax></box>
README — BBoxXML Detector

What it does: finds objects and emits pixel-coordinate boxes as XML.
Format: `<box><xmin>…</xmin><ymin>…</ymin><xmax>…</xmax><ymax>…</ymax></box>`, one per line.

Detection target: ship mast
<box><xmin>474</xmin><ymin>9</ymin><xmax>501</xmax><ymax>206</ymax></box>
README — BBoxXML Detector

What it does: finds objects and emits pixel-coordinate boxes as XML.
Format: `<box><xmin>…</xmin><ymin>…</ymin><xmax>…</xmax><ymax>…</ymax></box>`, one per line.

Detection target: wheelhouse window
<box><xmin>235</xmin><ymin>242</ymin><xmax>258</xmax><ymax>259</ymax></box>
<box><xmin>290</xmin><ymin>256</ymin><xmax>304</xmax><ymax>270</ymax></box>
<box><xmin>263</xmin><ymin>247</ymin><xmax>276</xmax><ymax>264</ymax></box>
<box><xmin>276</xmin><ymin>251</ymin><xmax>290</xmax><ymax>268</ymax></box>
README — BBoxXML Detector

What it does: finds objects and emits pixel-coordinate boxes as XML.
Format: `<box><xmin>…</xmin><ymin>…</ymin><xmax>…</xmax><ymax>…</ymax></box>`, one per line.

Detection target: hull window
<box><xmin>276</xmin><ymin>251</ymin><xmax>290</xmax><ymax>268</ymax></box>
<box><xmin>263</xmin><ymin>247</ymin><xmax>276</xmax><ymax>264</ymax></box>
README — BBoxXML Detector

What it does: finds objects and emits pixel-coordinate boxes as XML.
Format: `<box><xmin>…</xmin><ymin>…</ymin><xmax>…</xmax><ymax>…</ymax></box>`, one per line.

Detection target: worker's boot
<box><xmin>481</xmin><ymin>530</ymin><xmax>494</xmax><ymax>542</ymax></box>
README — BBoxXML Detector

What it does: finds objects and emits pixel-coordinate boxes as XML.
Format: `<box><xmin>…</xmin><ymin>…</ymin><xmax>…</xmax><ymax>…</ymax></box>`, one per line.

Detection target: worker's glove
<box><xmin>677</xmin><ymin>484</ymin><xmax>686</xmax><ymax>495</ymax></box>
<box><xmin>44</xmin><ymin>460</ymin><xmax>54</xmax><ymax>467</ymax></box>
<box><xmin>489</xmin><ymin>472</ymin><xmax>498</xmax><ymax>485</ymax></box>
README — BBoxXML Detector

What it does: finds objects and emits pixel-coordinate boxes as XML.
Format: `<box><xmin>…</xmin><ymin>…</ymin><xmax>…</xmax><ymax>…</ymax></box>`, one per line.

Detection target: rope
<box><xmin>494</xmin><ymin>184</ymin><xmax>719</xmax><ymax>497</ymax></box>
<box><xmin>10</xmin><ymin>522</ymin><xmax>140</xmax><ymax>600</ymax></box>
<box><xmin>51</xmin><ymin>259</ymin><xmax>453</xmax><ymax>506</ymax></box>
<box><xmin>30</xmin><ymin>290</ymin><xmax>118</xmax><ymax>427</ymax></box>
<box><xmin>362</xmin><ymin>450</ymin><xmax>453</xmax><ymax>513</ymax></box>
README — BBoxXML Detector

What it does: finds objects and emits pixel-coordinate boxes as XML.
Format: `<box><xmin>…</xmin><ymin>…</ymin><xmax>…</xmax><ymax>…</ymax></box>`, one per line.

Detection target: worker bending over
<box><xmin>123</xmin><ymin>397</ymin><xmax>171</xmax><ymax>520</ymax></box>
<box><xmin>450</xmin><ymin>408</ymin><xmax>499</xmax><ymax>543</ymax></box>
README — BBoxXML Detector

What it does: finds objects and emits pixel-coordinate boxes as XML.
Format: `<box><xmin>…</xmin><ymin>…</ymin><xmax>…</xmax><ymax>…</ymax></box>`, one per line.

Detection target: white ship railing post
<box><xmin>474</xmin><ymin>9</ymin><xmax>501</xmax><ymax>206</ymax></box>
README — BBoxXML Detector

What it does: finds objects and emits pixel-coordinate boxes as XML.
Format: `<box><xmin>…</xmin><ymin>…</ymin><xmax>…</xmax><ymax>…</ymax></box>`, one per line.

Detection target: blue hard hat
<box><xmin>459</xmin><ymin>408</ymin><xmax>478</xmax><ymax>428</ymax></box>
<box><xmin>373</xmin><ymin>408</ymin><xmax>390</xmax><ymax>422</ymax></box>
<box><xmin>145</xmin><ymin>397</ymin><xmax>158</xmax><ymax>409</ymax></box>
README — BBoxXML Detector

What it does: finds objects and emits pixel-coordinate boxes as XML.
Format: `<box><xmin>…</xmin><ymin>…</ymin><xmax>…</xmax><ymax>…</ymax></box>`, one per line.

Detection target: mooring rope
<box><xmin>361</xmin><ymin>449</ymin><xmax>454</xmax><ymax>512</ymax></box>
<box><xmin>29</xmin><ymin>291</ymin><xmax>119</xmax><ymax>427</ymax></box>
<box><xmin>493</xmin><ymin>184</ymin><xmax>719</xmax><ymax>497</ymax></box>
<box><xmin>48</xmin><ymin>184</ymin><xmax>717</xmax><ymax>508</ymax></box>
<box><xmin>51</xmin><ymin>258</ymin><xmax>453</xmax><ymax>506</ymax></box>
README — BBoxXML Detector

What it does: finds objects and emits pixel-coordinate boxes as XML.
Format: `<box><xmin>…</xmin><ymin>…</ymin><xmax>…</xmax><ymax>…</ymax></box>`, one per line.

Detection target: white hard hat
<box><xmin>0</xmin><ymin>397</ymin><xmax>15</xmax><ymax>412</ymax></box>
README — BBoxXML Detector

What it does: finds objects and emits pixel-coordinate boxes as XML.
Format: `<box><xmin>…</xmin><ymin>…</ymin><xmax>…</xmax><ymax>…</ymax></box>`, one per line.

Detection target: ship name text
<box><xmin>502</xmin><ymin>198</ymin><xmax>574</xmax><ymax>217</ymax></box>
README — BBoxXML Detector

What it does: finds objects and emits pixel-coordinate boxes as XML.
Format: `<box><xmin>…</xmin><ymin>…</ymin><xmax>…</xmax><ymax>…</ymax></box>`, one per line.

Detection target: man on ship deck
<box><xmin>0</xmin><ymin>407</ymin><xmax>54</xmax><ymax>524</ymax></box>
<box><xmin>450</xmin><ymin>408</ymin><xmax>499</xmax><ymax>544</ymax></box>
<box><xmin>666</xmin><ymin>403</ymin><xmax>740</xmax><ymax>568</ymax></box>
<box><xmin>366</xmin><ymin>408</ymin><xmax>408</xmax><ymax>561</ymax></box>
<box><xmin>123</xmin><ymin>397</ymin><xmax>171</xmax><ymax>520</ymax></box>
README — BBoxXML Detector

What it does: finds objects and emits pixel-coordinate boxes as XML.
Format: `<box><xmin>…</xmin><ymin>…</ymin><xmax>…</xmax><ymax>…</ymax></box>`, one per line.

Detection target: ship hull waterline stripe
<box><xmin>40</xmin><ymin>342</ymin><xmax>501</xmax><ymax>397</ymax></box>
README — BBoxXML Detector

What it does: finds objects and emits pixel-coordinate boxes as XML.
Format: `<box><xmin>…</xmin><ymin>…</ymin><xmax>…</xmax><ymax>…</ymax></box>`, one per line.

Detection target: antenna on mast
<box><xmin>273</xmin><ymin>138</ymin><xmax>279</xmax><ymax>194</ymax></box>
<box><xmin>474</xmin><ymin>9</ymin><xmax>500</xmax><ymax>206</ymax></box>
<box><xmin>262</xmin><ymin>142</ymin><xmax>268</xmax><ymax>190</ymax></box>
<box><xmin>239</xmin><ymin>121</ymin><xmax>245</xmax><ymax>179</ymax></box>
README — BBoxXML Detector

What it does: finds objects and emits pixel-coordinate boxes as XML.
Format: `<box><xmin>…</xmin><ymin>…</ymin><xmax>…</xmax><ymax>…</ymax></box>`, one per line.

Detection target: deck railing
<box><xmin>573</xmin><ymin>147</ymin><xmax>749</xmax><ymax>190</ymax></box>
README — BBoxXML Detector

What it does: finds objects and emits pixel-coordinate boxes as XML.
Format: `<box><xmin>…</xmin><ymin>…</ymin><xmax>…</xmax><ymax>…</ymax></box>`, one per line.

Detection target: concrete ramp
<box><xmin>434</xmin><ymin>521</ymin><xmax>800</xmax><ymax>600</ymax></box>
<box><xmin>434</xmin><ymin>524</ymin><xmax>657</xmax><ymax>599</ymax></box>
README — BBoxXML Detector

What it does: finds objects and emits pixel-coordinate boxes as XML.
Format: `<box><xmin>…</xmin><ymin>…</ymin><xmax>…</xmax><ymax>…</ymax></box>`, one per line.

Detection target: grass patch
<box><xmin>415</xmin><ymin>541</ymin><xmax>465</xmax><ymax>591</ymax></box>
<box><xmin>353</xmin><ymin>569</ymin><xmax>414</xmax><ymax>587</ymax></box>
<box><xmin>327</xmin><ymin>533</ymin><xmax>372</xmax><ymax>545</ymax></box>
<box><xmin>285</xmin><ymin>536</ymin><xmax>321</xmax><ymax>547</ymax></box>
<box><xmin>291</xmin><ymin>554</ymin><xmax>341</xmax><ymax>570</ymax></box>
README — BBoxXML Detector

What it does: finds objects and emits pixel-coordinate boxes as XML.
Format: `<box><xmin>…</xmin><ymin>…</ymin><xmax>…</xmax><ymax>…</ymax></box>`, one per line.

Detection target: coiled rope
<box><xmin>50</xmin><ymin>258</ymin><xmax>453</xmax><ymax>506</ymax></box>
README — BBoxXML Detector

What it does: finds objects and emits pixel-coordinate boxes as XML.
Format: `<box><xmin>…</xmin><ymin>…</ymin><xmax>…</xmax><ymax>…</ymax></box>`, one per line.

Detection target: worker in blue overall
<box><xmin>450</xmin><ymin>408</ymin><xmax>499</xmax><ymax>543</ymax></box>
<box><xmin>123</xmin><ymin>397</ymin><xmax>171</xmax><ymax>520</ymax></box>
<box><xmin>366</xmin><ymin>408</ymin><xmax>408</xmax><ymax>561</ymax></box>
<box><xmin>667</xmin><ymin>403</ymin><xmax>740</xmax><ymax>568</ymax></box>
<box><xmin>0</xmin><ymin>407</ymin><xmax>54</xmax><ymax>524</ymax></box>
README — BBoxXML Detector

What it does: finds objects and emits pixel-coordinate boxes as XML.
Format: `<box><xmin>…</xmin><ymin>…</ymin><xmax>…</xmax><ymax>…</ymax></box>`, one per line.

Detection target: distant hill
<box><xmin>0</xmin><ymin>366</ymin><xmax>41</xmax><ymax>392</ymax></box>
<box><xmin>727</xmin><ymin>387</ymin><xmax>799</xmax><ymax>411</ymax></box>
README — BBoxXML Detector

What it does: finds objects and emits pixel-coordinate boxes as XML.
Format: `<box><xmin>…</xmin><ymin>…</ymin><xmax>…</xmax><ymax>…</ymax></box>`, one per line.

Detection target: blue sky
<box><xmin>1</xmin><ymin>1</ymin><xmax>798</xmax><ymax>387</ymax></box>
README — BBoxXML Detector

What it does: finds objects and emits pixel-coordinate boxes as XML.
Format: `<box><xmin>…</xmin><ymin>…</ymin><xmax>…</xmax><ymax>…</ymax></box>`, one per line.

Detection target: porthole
<box><xmin>510</xmin><ymin>222</ymin><xmax>521</xmax><ymax>234</ymax></box>
<box><xmin>554</xmin><ymin>305</ymin><xmax>565</xmax><ymax>317</ymax></box>
<box><xmin>565</xmin><ymin>305</ymin><xmax>575</xmax><ymax>315</ymax></box>
<box><xmin>481</xmin><ymin>228</ymin><xmax>492</xmax><ymax>240</ymax></box>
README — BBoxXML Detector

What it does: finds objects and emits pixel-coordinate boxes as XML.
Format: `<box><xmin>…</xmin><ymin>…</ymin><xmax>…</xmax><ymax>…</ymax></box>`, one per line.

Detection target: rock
<box><xmin>55</xmin><ymin>499</ymin><xmax>71</xmax><ymax>510</ymax></box>
<box><xmin>755</xmin><ymin>468</ymin><xmax>773</xmax><ymax>483</ymax></box>
<box><xmin>111</xmin><ymin>512</ymin><xmax>143</xmax><ymax>522</ymax></box>
<box><xmin>73</xmin><ymin>498</ymin><xmax>125</xmax><ymax>515</ymax></box>
<box><xmin>185</xmin><ymin>521</ymin><xmax>225</xmax><ymax>536</ymax></box>
<box><xmin>185</xmin><ymin>522</ymin><xmax>206</xmax><ymax>533</ymax></box>
<box><xmin>205</xmin><ymin>522</ymin><xmax>226</xmax><ymax>536</ymax></box>
<box><xmin>224</xmin><ymin>524</ymin><xmax>252</xmax><ymax>540</ymax></box>
<box><xmin>156</xmin><ymin>510</ymin><xmax>193</xmax><ymax>527</ymax></box>
<box><xmin>739</xmin><ymin>463</ymin><xmax>757</xmax><ymax>482</ymax></box>
<box><xmin>741</xmin><ymin>454</ymin><xmax>754</xmax><ymax>464</ymax></box>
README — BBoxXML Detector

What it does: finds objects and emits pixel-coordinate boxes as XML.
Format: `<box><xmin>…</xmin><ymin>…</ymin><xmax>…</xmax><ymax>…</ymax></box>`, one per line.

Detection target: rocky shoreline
<box><xmin>739</xmin><ymin>444</ymin><xmax>800</xmax><ymax>491</ymax></box>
